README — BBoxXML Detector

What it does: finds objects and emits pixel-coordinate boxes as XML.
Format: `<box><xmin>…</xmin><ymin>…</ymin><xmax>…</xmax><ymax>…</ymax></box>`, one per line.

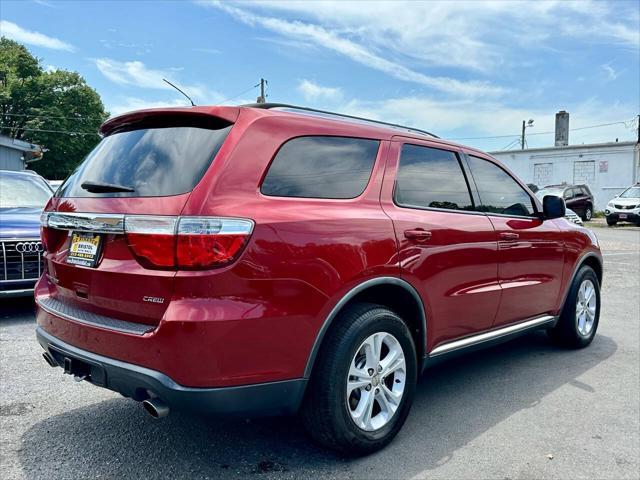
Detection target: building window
<box><xmin>573</xmin><ymin>160</ymin><xmax>595</xmax><ymax>184</ymax></box>
<box><xmin>533</xmin><ymin>163</ymin><xmax>553</xmax><ymax>186</ymax></box>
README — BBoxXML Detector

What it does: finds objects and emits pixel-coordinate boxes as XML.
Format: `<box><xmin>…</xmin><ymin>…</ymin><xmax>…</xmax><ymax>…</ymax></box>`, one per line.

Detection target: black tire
<box><xmin>606</xmin><ymin>218</ymin><xmax>617</xmax><ymax>226</ymax></box>
<box><xmin>548</xmin><ymin>266</ymin><xmax>600</xmax><ymax>348</ymax></box>
<box><xmin>582</xmin><ymin>205</ymin><xmax>593</xmax><ymax>221</ymax></box>
<box><xmin>301</xmin><ymin>303</ymin><xmax>417</xmax><ymax>455</ymax></box>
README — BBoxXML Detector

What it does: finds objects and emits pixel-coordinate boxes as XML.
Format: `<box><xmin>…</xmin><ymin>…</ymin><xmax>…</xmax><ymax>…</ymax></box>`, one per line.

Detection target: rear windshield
<box><xmin>58</xmin><ymin>118</ymin><xmax>232</xmax><ymax>198</ymax></box>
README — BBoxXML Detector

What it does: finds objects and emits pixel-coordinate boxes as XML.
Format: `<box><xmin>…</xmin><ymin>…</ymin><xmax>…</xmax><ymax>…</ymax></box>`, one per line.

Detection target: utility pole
<box><xmin>521</xmin><ymin>119</ymin><xmax>534</xmax><ymax>150</ymax></box>
<box><xmin>256</xmin><ymin>78</ymin><xmax>267</xmax><ymax>104</ymax></box>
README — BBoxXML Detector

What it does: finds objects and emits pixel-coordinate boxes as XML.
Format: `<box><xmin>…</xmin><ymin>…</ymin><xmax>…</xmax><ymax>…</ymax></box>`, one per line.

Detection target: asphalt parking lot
<box><xmin>1</xmin><ymin>226</ymin><xmax>638</xmax><ymax>480</ymax></box>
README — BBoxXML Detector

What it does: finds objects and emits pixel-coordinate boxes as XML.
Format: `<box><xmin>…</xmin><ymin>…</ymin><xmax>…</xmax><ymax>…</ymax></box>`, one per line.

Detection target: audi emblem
<box><xmin>15</xmin><ymin>242</ymin><xmax>44</xmax><ymax>254</ymax></box>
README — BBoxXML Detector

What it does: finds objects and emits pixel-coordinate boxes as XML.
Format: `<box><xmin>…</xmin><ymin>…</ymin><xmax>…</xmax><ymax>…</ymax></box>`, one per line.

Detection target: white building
<box><xmin>490</xmin><ymin>111</ymin><xmax>639</xmax><ymax>210</ymax></box>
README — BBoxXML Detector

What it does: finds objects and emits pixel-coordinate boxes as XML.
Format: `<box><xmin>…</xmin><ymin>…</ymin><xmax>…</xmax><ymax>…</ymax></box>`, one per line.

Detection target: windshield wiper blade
<box><xmin>80</xmin><ymin>181</ymin><xmax>135</xmax><ymax>193</ymax></box>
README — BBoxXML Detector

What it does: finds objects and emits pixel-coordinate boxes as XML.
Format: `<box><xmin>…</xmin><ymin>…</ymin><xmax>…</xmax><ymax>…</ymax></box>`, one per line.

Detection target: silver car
<box><xmin>605</xmin><ymin>184</ymin><xmax>640</xmax><ymax>226</ymax></box>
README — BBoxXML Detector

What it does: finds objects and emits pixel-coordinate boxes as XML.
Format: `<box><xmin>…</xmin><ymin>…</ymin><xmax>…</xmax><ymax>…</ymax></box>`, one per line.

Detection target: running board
<box><xmin>428</xmin><ymin>315</ymin><xmax>556</xmax><ymax>358</ymax></box>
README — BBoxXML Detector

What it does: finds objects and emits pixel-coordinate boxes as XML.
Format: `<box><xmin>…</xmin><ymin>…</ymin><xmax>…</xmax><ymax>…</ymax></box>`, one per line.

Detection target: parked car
<box><xmin>605</xmin><ymin>183</ymin><xmax>640</xmax><ymax>226</ymax></box>
<box><xmin>537</xmin><ymin>184</ymin><xmax>595</xmax><ymax>221</ymax></box>
<box><xmin>564</xmin><ymin>208</ymin><xmax>584</xmax><ymax>226</ymax></box>
<box><xmin>0</xmin><ymin>170</ymin><xmax>53</xmax><ymax>297</ymax></box>
<box><xmin>35</xmin><ymin>104</ymin><xmax>603</xmax><ymax>454</ymax></box>
<box><xmin>48</xmin><ymin>179</ymin><xmax>64</xmax><ymax>191</ymax></box>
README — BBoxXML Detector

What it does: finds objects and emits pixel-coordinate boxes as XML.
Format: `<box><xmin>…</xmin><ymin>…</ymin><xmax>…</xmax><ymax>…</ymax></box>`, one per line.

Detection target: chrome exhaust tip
<box><xmin>42</xmin><ymin>352</ymin><xmax>57</xmax><ymax>368</ymax></box>
<box><xmin>142</xmin><ymin>398</ymin><xmax>169</xmax><ymax>419</ymax></box>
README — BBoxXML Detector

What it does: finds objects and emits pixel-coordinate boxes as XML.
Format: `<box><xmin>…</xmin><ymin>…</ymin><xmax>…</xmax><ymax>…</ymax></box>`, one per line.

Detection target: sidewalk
<box><xmin>587</xmin><ymin>217</ymin><xmax>640</xmax><ymax>231</ymax></box>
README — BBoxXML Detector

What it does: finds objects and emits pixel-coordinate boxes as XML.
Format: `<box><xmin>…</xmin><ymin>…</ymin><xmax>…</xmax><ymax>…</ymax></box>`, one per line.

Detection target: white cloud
<box><xmin>108</xmin><ymin>97</ymin><xmax>193</xmax><ymax>116</ymax></box>
<box><xmin>602</xmin><ymin>64</ymin><xmax>620</xmax><ymax>81</ymax></box>
<box><xmin>0</xmin><ymin>20</ymin><xmax>75</xmax><ymax>51</ymax></box>
<box><xmin>297</xmin><ymin>79</ymin><xmax>342</xmax><ymax>102</ymax></box>
<box><xmin>338</xmin><ymin>95</ymin><xmax>637</xmax><ymax>150</ymax></box>
<box><xmin>202</xmin><ymin>1</ymin><xmax>505</xmax><ymax>98</ymax></box>
<box><xmin>94</xmin><ymin>58</ymin><xmax>222</xmax><ymax>104</ymax></box>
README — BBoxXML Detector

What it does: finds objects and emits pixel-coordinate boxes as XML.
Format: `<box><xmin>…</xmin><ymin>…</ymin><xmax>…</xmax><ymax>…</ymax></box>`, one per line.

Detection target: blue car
<box><xmin>0</xmin><ymin>170</ymin><xmax>53</xmax><ymax>297</ymax></box>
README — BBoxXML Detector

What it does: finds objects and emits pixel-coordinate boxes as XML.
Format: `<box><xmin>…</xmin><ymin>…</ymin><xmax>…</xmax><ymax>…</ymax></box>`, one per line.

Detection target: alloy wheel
<box><xmin>576</xmin><ymin>279</ymin><xmax>597</xmax><ymax>336</ymax></box>
<box><xmin>346</xmin><ymin>332</ymin><xmax>406</xmax><ymax>431</ymax></box>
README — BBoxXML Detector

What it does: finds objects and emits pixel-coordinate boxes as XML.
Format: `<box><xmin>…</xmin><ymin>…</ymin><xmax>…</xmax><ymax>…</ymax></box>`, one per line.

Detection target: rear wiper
<box><xmin>81</xmin><ymin>181</ymin><xmax>135</xmax><ymax>193</ymax></box>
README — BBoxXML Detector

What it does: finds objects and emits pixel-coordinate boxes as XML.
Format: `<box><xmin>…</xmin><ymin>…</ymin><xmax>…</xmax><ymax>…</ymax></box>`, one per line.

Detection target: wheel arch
<box><xmin>303</xmin><ymin>277</ymin><xmax>427</xmax><ymax>379</ymax></box>
<box><xmin>560</xmin><ymin>252</ymin><xmax>603</xmax><ymax>312</ymax></box>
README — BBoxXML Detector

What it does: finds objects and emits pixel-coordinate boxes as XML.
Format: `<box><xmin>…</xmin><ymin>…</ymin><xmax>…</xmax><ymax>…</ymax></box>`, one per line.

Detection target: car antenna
<box><xmin>162</xmin><ymin>78</ymin><xmax>196</xmax><ymax>106</ymax></box>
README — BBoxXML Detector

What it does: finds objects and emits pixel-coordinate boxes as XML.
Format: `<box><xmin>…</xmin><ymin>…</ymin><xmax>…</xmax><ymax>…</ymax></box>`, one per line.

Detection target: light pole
<box><xmin>521</xmin><ymin>119</ymin><xmax>534</xmax><ymax>149</ymax></box>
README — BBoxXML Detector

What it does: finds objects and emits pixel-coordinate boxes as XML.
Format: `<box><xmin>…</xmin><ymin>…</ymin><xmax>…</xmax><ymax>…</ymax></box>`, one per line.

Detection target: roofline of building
<box><xmin>489</xmin><ymin>140</ymin><xmax>637</xmax><ymax>155</ymax></box>
<box><xmin>0</xmin><ymin>134</ymin><xmax>43</xmax><ymax>153</ymax></box>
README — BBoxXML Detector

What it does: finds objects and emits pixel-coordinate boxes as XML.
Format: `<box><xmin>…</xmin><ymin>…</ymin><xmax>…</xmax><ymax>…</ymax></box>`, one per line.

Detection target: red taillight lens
<box><xmin>124</xmin><ymin>216</ymin><xmax>177</xmax><ymax>268</ymax></box>
<box><xmin>124</xmin><ymin>216</ymin><xmax>253</xmax><ymax>270</ymax></box>
<box><xmin>40</xmin><ymin>213</ymin><xmax>67</xmax><ymax>252</ymax></box>
<box><xmin>176</xmin><ymin>217</ymin><xmax>253</xmax><ymax>269</ymax></box>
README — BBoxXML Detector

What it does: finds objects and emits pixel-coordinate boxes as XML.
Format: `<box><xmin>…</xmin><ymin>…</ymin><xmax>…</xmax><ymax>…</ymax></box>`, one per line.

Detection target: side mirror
<box><xmin>543</xmin><ymin>195</ymin><xmax>566</xmax><ymax>220</ymax></box>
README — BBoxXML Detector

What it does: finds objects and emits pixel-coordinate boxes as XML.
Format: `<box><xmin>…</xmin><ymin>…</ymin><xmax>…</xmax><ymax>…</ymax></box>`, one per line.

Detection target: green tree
<box><xmin>0</xmin><ymin>37</ymin><xmax>108</xmax><ymax>179</ymax></box>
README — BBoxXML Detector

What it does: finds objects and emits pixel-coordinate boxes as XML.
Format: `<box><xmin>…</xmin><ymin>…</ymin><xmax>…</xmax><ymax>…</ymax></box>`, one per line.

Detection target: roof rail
<box><xmin>241</xmin><ymin>103</ymin><xmax>439</xmax><ymax>138</ymax></box>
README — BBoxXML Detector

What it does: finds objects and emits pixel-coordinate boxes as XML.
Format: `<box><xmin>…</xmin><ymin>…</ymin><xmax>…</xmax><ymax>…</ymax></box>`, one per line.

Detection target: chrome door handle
<box><xmin>499</xmin><ymin>232</ymin><xmax>519</xmax><ymax>241</ymax></box>
<box><xmin>404</xmin><ymin>229</ymin><xmax>432</xmax><ymax>242</ymax></box>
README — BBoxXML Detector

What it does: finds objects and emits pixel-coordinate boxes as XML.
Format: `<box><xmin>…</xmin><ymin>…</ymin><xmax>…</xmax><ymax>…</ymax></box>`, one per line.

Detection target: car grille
<box><xmin>0</xmin><ymin>239</ymin><xmax>44</xmax><ymax>282</ymax></box>
<box><xmin>614</xmin><ymin>204</ymin><xmax>636</xmax><ymax>210</ymax></box>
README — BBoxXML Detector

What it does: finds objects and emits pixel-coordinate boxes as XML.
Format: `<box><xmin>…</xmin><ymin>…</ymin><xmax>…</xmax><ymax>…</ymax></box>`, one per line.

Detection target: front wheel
<box><xmin>606</xmin><ymin>218</ymin><xmax>617</xmax><ymax>226</ymax></box>
<box><xmin>548</xmin><ymin>266</ymin><xmax>600</xmax><ymax>348</ymax></box>
<box><xmin>301</xmin><ymin>303</ymin><xmax>417</xmax><ymax>455</ymax></box>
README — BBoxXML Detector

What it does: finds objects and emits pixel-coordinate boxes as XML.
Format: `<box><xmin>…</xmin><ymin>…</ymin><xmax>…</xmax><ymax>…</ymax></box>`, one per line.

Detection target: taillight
<box><xmin>40</xmin><ymin>212</ymin><xmax>67</xmax><ymax>252</ymax></box>
<box><xmin>124</xmin><ymin>216</ymin><xmax>177</xmax><ymax>268</ymax></box>
<box><xmin>124</xmin><ymin>216</ymin><xmax>253</xmax><ymax>270</ymax></box>
<box><xmin>176</xmin><ymin>217</ymin><xmax>254</xmax><ymax>269</ymax></box>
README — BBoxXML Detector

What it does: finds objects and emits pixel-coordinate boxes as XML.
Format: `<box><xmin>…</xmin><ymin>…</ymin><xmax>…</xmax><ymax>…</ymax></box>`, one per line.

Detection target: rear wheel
<box><xmin>548</xmin><ymin>266</ymin><xmax>600</xmax><ymax>348</ymax></box>
<box><xmin>583</xmin><ymin>206</ymin><xmax>593</xmax><ymax>221</ymax></box>
<box><xmin>301</xmin><ymin>303</ymin><xmax>417</xmax><ymax>455</ymax></box>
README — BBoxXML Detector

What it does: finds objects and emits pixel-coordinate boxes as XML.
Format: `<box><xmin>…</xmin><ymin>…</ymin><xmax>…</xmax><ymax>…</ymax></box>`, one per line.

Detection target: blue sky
<box><xmin>2</xmin><ymin>0</ymin><xmax>639</xmax><ymax>151</ymax></box>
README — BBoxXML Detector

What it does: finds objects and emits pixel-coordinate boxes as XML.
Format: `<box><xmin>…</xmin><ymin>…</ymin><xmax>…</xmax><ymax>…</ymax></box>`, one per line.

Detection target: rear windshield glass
<box><xmin>58</xmin><ymin>118</ymin><xmax>232</xmax><ymax>198</ymax></box>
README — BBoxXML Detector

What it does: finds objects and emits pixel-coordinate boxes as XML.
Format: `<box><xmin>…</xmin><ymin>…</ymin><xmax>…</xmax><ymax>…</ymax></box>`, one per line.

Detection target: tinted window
<box><xmin>59</xmin><ymin>120</ymin><xmax>232</xmax><ymax>198</ymax></box>
<box><xmin>467</xmin><ymin>156</ymin><xmax>535</xmax><ymax>216</ymax></box>
<box><xmin>395</xmin><ymin>144</ymin><xmax>473</xmax><ymax>211</ymax></box>
<box><xmin>261</xmin><ymin>136</ymin><xmax>379</xmax><ymax>199</ymax></box>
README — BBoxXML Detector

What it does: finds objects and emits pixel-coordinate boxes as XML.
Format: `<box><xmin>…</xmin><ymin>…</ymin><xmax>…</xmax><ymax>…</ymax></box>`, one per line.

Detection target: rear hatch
<box><xmin>41</xmin><ymin>109</ymin><xmax>235</xmax><ymax>327</ymax></box>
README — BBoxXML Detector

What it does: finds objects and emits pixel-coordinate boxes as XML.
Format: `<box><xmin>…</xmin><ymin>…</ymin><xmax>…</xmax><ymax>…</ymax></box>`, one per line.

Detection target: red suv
<box><xmin>36</xmin><ymin>104</ymin><xmax>603</xmax><ymax>454</ymax></box>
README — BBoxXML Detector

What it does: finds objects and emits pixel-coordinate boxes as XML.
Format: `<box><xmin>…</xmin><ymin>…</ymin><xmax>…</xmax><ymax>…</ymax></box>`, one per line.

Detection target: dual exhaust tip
<box><xmin>42</xmin><ymin>351</ymin><xmax>170</xmax><ymax>419</ymax></box>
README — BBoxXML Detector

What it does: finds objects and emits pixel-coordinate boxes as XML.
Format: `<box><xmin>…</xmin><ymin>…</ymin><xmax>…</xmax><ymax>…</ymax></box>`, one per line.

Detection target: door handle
<box><xmin>404</xmin><ymin>229</ymin><xmax>432</xmax><ymax>242</ymax></box>
<box><xmin>499</xmin><ymin>232</ymin><xmax>520</xmax><ymax>241</ymax></box>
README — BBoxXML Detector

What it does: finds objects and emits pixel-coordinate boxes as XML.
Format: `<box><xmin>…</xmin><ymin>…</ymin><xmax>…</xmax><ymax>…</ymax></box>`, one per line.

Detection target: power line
<box><xmin>0</xmin><ymin>125</ymin><xmax>97</xmax><ymax>135</ymax></box>
<box><xmin>219</xmin><ymin>82</ymin><xmax>261</xmax><ymax>105</ymax></box>
<box><xmin>449</xmin><ymin>118</ymin><xmax>636</xmax><ymax>141</ymax></box>
<box><xmin>1</xmin><ymin>112</ymin><xmax>105</xmax><ymax>122</ymax></box>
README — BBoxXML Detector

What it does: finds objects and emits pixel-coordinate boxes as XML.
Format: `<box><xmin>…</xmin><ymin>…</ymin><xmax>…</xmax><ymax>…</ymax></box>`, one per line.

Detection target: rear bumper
<box><xmin>36</xmin><ymin>326</ymin><xmax>306</xmax><ymax>416</ymax></box>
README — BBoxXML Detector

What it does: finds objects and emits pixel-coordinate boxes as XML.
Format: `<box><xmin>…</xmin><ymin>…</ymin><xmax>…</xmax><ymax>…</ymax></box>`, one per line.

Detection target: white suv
<box><xmin>605</xmin><ymin>184</ymin><xmax>640</xmax><ymax>226</ymax></box>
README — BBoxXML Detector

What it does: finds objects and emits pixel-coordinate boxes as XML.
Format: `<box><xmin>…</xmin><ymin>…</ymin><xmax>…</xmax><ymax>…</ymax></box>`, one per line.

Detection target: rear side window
<box><xmin>467</xmin><ymin>155</ymin><xmax>535</xmax><ymax>216</ymax></box>
<box><xmin>261</xmin><ymin>136</ymin><xmax>379</xmax><ymax>199</ymax></box>
<box><xmin>395</xmin><ymin>144</ymin><xmax>473</xmax><ymax>211</ymax></box>
<box><xmin>58</xmin><ymin>117</ymin><xmax>232</xmax><ymax>198</ymax></box>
